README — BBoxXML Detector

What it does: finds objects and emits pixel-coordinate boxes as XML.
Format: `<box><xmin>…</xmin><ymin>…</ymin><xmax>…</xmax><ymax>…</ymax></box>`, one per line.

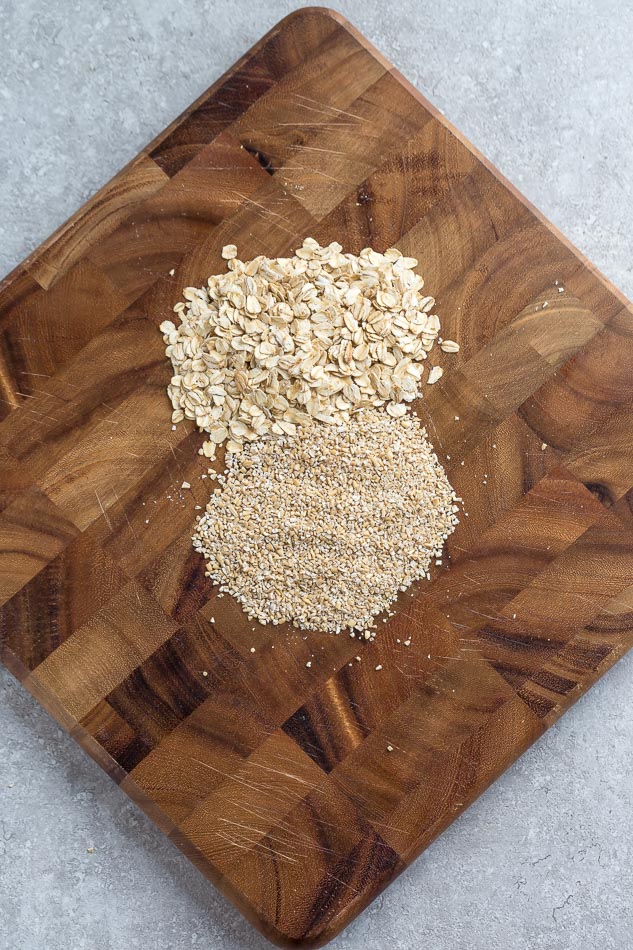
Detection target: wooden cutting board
<box><xmin>2</xmin><ymin>7</ymin><xmax>633</xmax><ymax>946</ymax></box>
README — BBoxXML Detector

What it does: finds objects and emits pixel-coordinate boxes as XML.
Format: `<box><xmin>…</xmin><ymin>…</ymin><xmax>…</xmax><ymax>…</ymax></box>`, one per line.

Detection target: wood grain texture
<box><xmin>1</xmin><ymin>8</ymin><xmax>633</xmax><ymax>947</ymax></box>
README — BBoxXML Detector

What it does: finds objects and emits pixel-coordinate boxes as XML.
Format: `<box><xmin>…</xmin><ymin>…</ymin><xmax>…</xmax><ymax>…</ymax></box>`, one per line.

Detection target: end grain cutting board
<box><xmin>2</xmin><ymin>8</ymin><xmax>633</xmax><ymax>947</ymax></box>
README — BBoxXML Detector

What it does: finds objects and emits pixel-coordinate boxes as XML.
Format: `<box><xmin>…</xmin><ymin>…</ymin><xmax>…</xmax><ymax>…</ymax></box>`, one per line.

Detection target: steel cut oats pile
<box><xmin>193</xmin><ymin>410</ymin><xmax>459</xmax><ymax>634</ymax></box>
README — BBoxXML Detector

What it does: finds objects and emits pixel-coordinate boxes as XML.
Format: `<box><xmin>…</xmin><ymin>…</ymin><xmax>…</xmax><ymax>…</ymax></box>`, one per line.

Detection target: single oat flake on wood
<box><xmin>2</xmin><ymin>9</ymin><xmax>633</xmax><ymax>950</ymax></box>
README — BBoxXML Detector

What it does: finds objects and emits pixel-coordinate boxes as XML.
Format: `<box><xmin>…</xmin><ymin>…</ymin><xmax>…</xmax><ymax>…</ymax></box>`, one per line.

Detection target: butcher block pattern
<box><xmin>2</xmin><ymin>8</ymin><xmax>633</xmax><ymax>947</ymax></box>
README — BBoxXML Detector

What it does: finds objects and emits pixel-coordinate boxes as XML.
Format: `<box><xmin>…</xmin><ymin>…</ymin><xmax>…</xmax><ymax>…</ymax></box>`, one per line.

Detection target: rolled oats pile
<box><xmin>193</xmin><ymin>410</ymin><xmax>459</xmax><ymax>634</ymax></box>
<box><xmin>160</xmin><ymin>239</ymin><xmax>458</xmax><ymax>458</ymax></box>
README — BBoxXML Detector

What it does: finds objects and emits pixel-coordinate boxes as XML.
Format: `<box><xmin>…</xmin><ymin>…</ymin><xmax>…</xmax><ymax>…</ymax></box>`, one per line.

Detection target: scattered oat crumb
<box><xmin>169</xmin><ymin>268</ymin><xmax>175</xmax><ymax>276</ymax></box>
<box><xmin>181</xmin><ymin>481</ymin><xmax>191</xmax><ymax>489</ymax></box>
<box><xmin>558</xmin><ymin>286</ymin><xmax>564</xmax><ymax>293</ymax></box>
<box><xmin>306</xmin><ymin>661</ymin><xmax>312</xmax><ymax>668</ymax></box>
<box><xmin>404</xmin><ymin>640</ymin><xmax>411</xmax><ymax>646</ymax></box>
<box><xmin>541</xmin><ymin>442</ymin><xmax>547</xmax><ymax>450</ymax></box>
<box><xmin>87</xmin><ymin>848</ymin><xmax>95</xmax><ymax>854</ymax></box>
<box><xmin>250</xmin><ymin>647</ymin><xmax>256</xmax><ymax>653</ymax></box>
<box><xmin>375</xmin><ymin>664</ymin><xmax>383</xmax><ymax>671</ymax></box>
<box><xmin>386</xmin><ymin>745</ymin><xmax>394</xmax><ymax>752</ymax></box>
<box><xmin>202</xmin><ymin>670</ymin><xmax>208</xmax><ymax>677</ymax></box>
<box><xmin>454</xmin><ymin>415</ymin><xmax>459</xmax><ymax>421</ymax></box>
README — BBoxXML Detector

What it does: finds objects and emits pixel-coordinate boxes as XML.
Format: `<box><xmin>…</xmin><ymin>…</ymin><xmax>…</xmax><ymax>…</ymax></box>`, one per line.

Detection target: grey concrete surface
<box><xmin>1</xmin><ymin>1</ymin><xmax>633</xmax><ymax>948</ymax></box>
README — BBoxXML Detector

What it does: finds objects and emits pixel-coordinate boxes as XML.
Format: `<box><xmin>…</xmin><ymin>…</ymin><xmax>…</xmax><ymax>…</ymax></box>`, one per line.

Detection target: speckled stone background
<box><xmin>1</xmin><ymin>2</ymin><xmax>633</xmax><ymax>948</ymax></box>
